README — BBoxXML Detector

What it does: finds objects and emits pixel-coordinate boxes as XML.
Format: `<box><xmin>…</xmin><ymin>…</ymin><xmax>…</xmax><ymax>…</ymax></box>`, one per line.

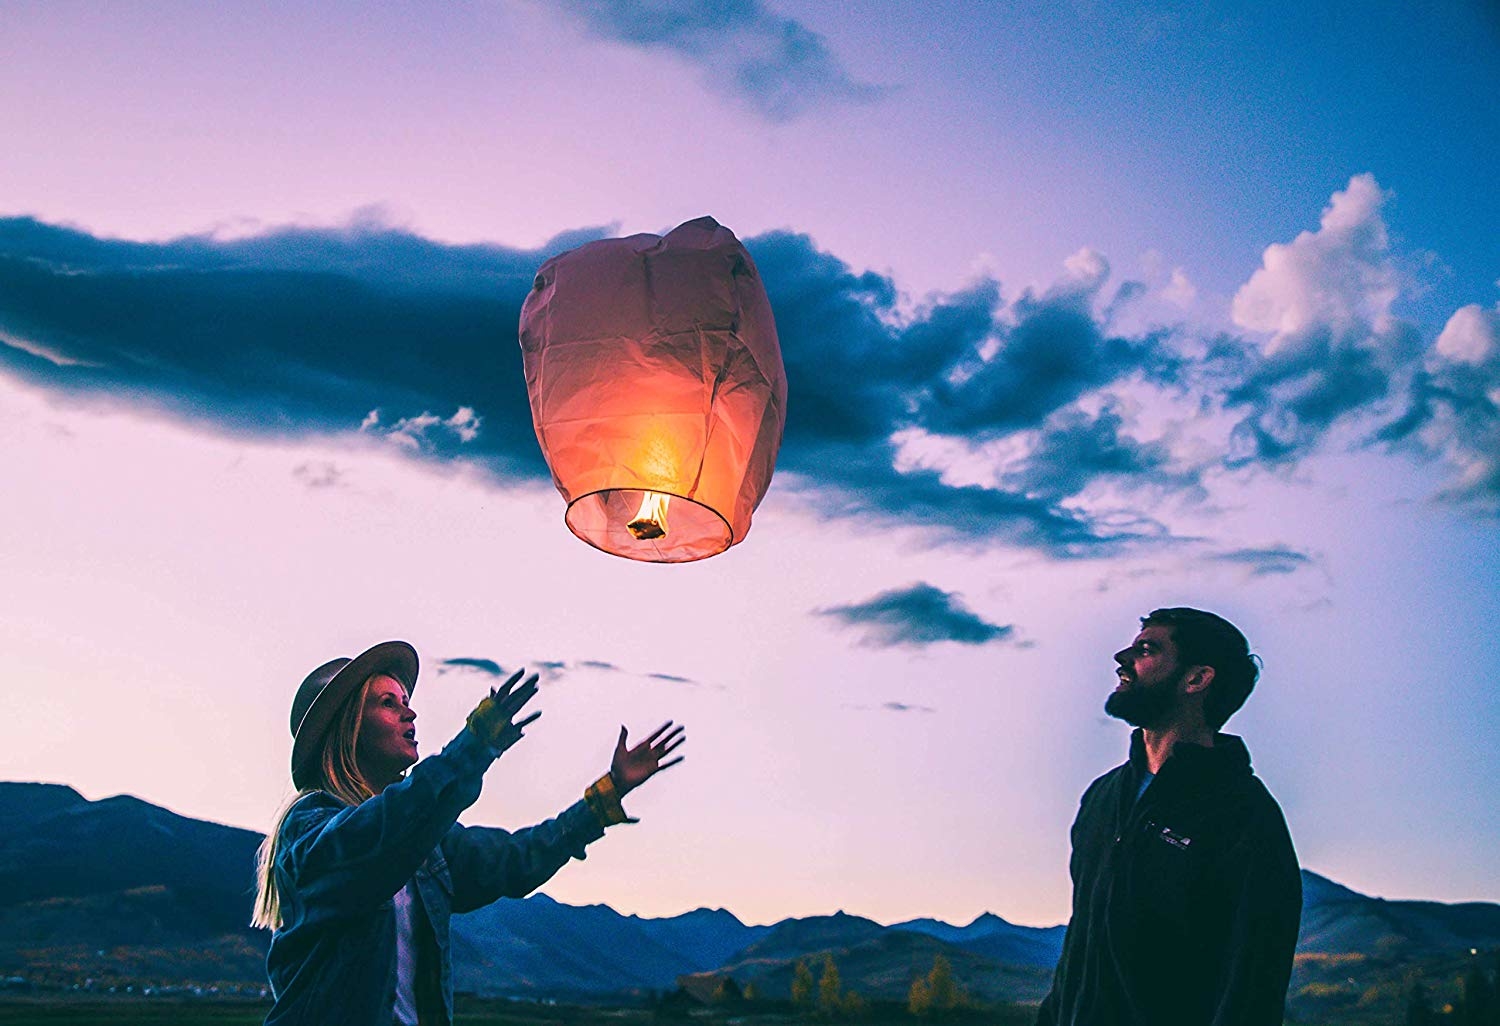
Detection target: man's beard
<box><xmin>1104</xmin><ymin>675</ymin><xmax>1181</xmax><ymax>728</ymax></box>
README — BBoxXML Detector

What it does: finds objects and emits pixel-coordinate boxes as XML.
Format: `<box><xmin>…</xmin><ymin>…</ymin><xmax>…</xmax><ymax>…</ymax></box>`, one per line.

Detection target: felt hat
<box><xmin>290</xmin><ymin>640</ymin><xmax>418</xmax><ymax>789</ymax></box>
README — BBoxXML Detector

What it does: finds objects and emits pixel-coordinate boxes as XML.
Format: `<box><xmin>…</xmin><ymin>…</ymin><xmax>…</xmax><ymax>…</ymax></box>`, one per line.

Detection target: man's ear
<box><xmin>1183</xmin><ymin>665</ymin><xmax>1215</xmax><ymax>695</ymax></box>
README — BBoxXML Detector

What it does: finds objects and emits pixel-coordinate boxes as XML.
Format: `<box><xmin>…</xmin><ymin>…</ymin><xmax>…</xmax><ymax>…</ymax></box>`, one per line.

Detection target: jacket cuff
<box><xmin>584</xmin><ymin>773</ymin><xmax>637</xmax><ymax>827</ymax></box>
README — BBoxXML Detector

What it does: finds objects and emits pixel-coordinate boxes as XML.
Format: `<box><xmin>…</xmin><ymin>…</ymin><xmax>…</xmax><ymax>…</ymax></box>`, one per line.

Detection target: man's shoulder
<box><xmin>1239</xmin><ymin>774</ymin><xmax>1295</xmax><ymax>838</ymax></box>
<box><xmin>1079</xmin><ymin>761</ymin><xmax>1130</xmax><ymax>806</ymax></box>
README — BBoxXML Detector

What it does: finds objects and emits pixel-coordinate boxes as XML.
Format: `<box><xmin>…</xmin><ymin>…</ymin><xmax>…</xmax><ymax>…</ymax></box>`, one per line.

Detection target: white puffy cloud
<box><xmin>360</xmin><ymin>406</ymin><xmax>483</xmax><ymax>450</ymax></box>
<box><xmin>1434</xmin><ymin>302</ymin><xmax>1500</xmax><ymax>370</ymax></box>
<box><xmin>1232</xmin><ymin>173</ymin><xmax>1398</xmax><ymax>354</ymax></box>
<box><xmin>1222</xmin><ymin>174</ymin><xmax>1424</xmax><ymax>466</ymax></box>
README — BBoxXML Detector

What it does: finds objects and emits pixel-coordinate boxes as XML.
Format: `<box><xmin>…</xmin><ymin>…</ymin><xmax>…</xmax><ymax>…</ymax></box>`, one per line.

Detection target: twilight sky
<box><xmin>2</xmin><ymin>0</ymin><xmax>1498</xmax><ymax>928</ymax></box>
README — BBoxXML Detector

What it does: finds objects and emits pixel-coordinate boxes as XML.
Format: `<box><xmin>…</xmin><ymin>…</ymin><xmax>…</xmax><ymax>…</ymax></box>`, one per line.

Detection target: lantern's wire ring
<box><xmin>564</xmin><ymin>488</ymin><xmax>735</xmax><ymax>564</ymax></box>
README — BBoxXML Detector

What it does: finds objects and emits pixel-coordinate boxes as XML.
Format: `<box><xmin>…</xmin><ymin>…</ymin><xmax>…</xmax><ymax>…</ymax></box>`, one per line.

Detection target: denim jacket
<box><xmin>264</xmin><ymin>725</ymin><xmax>609</xmax><ymax>1026</ymax></box>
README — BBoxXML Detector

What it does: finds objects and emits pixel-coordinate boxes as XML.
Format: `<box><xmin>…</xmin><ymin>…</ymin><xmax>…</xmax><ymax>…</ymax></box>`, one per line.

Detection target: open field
<box><xmin>0</xmin><ymin>997</ymin><xmax>1390</xmax><ymax>1026</ymax></box>
<box><xmin>0</xmin><ymin>997</ymin><xmax>1051</xmax><ymax>1026</ymax></box>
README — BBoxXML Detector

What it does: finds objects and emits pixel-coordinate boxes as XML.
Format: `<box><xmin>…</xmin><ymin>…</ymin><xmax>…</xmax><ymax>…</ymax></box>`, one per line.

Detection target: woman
<box><xmin>252</xmin><ymin>640</ymin><xmax>684</xmax><ymax>1025</ymax></box>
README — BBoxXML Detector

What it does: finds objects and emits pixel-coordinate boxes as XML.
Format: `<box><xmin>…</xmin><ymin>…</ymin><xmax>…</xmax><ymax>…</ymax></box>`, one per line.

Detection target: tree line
<box><xmin>1406</xmin><ymin>953</ymin><xmax>1500</xmax><ymax>1026</ymax></box>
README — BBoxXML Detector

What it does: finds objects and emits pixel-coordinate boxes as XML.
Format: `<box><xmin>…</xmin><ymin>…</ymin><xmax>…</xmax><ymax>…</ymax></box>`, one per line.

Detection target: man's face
<box><xmin>356</xmin><ymin>674</ymin><xmax>418</xmax><ymax>785</ymax></box>
<box><xmin>1105</xmin><ymin>624</ymin><xmax>1187</xmax><ymax>728</ymax></box>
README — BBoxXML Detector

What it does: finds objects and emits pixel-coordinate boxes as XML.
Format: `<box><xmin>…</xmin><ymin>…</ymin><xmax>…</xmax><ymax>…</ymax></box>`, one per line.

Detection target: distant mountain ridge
<box><xmin>2</xmin><ymin>780</ymin><xmax>1497</xmax><ymax>1016</ymax></box>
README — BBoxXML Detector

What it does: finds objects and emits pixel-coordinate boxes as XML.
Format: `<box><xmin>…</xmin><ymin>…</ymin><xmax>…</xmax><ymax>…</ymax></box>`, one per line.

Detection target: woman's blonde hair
<box><xmin>251</xmin><ymin>675</ymin><xmax>380</xmax><ymax>930</ymax></box>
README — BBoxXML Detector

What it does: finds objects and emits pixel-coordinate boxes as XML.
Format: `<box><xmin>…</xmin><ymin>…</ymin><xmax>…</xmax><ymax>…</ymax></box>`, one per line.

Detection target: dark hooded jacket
<box><xmin>1036</xmin><ymin>731</ymin><xmax>1301</xmax><ymax>1026</ymax></box>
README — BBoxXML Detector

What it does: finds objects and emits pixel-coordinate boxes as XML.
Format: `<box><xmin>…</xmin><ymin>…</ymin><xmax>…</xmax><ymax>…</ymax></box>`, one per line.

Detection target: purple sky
<box><xmin>2</xmin><ymin>1</ymin><xmax>1497</xmax><ymax>927</ymax></box>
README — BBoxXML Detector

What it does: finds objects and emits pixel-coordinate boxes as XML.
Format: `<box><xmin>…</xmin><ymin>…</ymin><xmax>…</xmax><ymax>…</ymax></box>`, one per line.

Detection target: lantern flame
<box><xmin>626</xmin><ymin>491</ymin><xmax>671</xmax><ymax>541</ymax></box>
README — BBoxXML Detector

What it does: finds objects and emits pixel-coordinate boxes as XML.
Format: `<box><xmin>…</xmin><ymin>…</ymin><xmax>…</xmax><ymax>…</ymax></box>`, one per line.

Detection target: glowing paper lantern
<box><xmin>520</xmin><ymin>217</ymin><xmax>787</xmax><ymax>562</ymax></box>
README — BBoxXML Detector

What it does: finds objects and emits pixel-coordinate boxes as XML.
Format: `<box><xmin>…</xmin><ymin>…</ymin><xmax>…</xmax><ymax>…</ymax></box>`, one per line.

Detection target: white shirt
<box><xmin>393</xmin><ymin>882</ymin><xmax>419</xmax><ymax>1026</ymax></box>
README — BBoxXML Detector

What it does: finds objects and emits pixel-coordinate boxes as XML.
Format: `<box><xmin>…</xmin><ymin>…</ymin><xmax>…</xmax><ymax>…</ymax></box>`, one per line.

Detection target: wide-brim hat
<box><xmin>290</xmin><ymin>640</ymin><xmax>418</xmax><ymax>789</ymax></box>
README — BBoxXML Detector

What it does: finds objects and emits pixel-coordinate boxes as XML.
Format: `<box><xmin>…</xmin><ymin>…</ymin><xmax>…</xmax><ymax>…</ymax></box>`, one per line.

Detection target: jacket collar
<box><xmin>1128</xmin><ymin>728</ymin><xmax>1253</xmax><ymax>790</ymax></box>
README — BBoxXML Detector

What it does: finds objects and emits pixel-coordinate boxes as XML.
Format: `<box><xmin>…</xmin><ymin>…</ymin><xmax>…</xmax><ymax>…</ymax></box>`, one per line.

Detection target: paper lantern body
<box><xmin>520</xmin><ymin>217</ymin><xmax>787</xmax><ymax>562</ymax></box>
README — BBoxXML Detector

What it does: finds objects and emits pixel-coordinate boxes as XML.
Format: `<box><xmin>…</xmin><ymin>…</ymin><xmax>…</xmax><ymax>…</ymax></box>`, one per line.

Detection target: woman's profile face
<box><xmin>357</xmin><ymin>674</ymin><xmax>418</xmax><ymax>787</ymax></box>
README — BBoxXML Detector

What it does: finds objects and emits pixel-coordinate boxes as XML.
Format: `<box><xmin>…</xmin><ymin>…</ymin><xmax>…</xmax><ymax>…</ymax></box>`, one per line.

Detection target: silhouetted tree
<box><xmin>908</xmin><ymin>976</ymin><xmax>932</xmax><ymax>1016</ymax></box>
<box><xmin>743</xmin><ymin>981</ymin><xmax>758</xmax><ymax>1002</ymax></box>
<box><xmin>928</xmin><ymin>953</ymin><xmax>960</xmax><ymax>1011</ymax></box>
<box><xmin>1405</xmin><ymin>980</ymin><xmax>1437</xmax><ymax>1026</ymax></box>
<box><xmin>791</xmin><ymin>959</ymin><xmax>815</xmax><ymax>1008</ymax></box>
<box><xmin>818</xmin><ymin>954</ymin><xmax>842</xmax><ymax>1014</ymax></box>
<box><xmin>1461</xmin><ymin>960</ymin><xmax>1496</xmax><ymax>1026</ymax></box>
<box><xmin>711</xmin><ymin>977</ymin><xmax>743</xmax><ymax>1004</ymax></box>
<box><xmin>841</xmin><ymin>989</ymin><xmax>866</xmax><ymax>1016</ymax></box>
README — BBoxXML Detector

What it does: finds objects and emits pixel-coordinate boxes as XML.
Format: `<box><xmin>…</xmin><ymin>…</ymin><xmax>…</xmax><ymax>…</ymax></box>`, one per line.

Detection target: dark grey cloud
<box><xmin>0</xmin><ymin>216</ymin><xmax>610</xmax><ymax>478</ymax></box>
<box><xmin>880</xmin><ymin>701</ymin><xmax>936</xmax><ymax>714</ymax></box>
<box><xmin>846</xmin><ymin>701</ymin><xmax>937</xmax><ymax>714</ymax></box>
<box><xmin>1222</xmin><ymin>325</ymin><xmax>1418</xmax><ymax>467</ymax></box>
<box><xmin>551</xmin><ymin>0</ymin><xmax>888</xmax><ymax>121</ymax></box>
<box><xmin>0</xmin><ymin>216</ymin><xmax>1202</xmax><ymax>556</ymax></box>
<box><xmin>815</xmin><ymin>582</ymin><xmax>1014</xmax><ymax>649</ymax></box>
<box><xmin>292</xmin><ymin>461</ymin><xmax>345</xmax><ymax>489</ymax></box>
<box><xmin>1376</xmin><ymin>305</ymin><xmax>1500</xmax><ymax>513</ymax></box>
<box><xmin>434</xmin><ymin>655</ymin><xmax>700</xmax><ymax>688</ymax></box>
<box><xmin>22</xmin><ymin>211</ymin><xmax>1482</xmax><ymax>548</ymax></box>
<box><xmin>997</xmin><ymin>401</ymin><xmax>1192</xmax><ymax>502</ymax></box>
<box><xmin>1209</xmin><ymin>545</ymin><xmax>1313</xmax><ymax>576</ymax></box>
<box><xmin>751</xmin><ymin>230</ymin><xmax>1191</xmax><ymax>553</ymax></box>
<box><xmin>439</xmin><ymin>657</ymin><xmax>505</xmax><ymax>676</ymax></box>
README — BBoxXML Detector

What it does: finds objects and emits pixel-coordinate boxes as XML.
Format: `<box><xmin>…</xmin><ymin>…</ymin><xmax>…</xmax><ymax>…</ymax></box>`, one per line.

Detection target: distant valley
<box><xmin>3</xmin><ymin>781</ymin><xmax>1496</xmax><ymax>1022</ymax></box>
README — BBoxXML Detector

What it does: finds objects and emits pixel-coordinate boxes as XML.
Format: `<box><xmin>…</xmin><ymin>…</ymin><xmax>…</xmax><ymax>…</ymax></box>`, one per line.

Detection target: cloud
<box><xmin>0</xmin><ymin>215</ymin><xmax>607</xmax><ymax>479</ymax></box>
<box><xmin>0</xmin><ymin>215</ymin><xmax>1200</xmax><ymax>556</ymax></box>
<box><xmin>363</xmin><ymin>406</ymin><xmax>483</xmax><ymax>451</ymax></box>
<box><xmin>752</xmin><ymin>231</ymin><xmax>1191</xmax><ymax>553</ymax></box>
<box><xmin>436</xmin><ymin>655</ymin><xmax>700</xmax><ymax>686</ymax></box>
<box><xmin>6</xmin><ymin>183</ymin><xmax>1492</xmax><ymax>553</ymax></box>
<box><xmin>292</xmin><ymin>461</ymin><xmax>346</xmax><ymax>489</ymax></box>
<box><xmin>815</xmin><ymin>582</ymin><xmax>1015</xmax><ymax>649</ymax></box>
<box><xmin>439</xmin><ymin>657</ymin><xmax>506</xmax><ymax>676</ymax></box>
<box><xmin>1209</xmin><ymin>545</ymin><xmax>1313</xmax><ymax>576</ymax></box>
<box><xmin>550</xmin><ymin>0</ymin><xmax>888</xmax><ymax>121</ymax></box>
<box><xmin>1225</xmin><ymin>174</ymin><xmax>1419</xmax><ymax>466</ymax></box>
<box><xmin>1382</xmin><ymin>300</ymin><xmax>1500</xmax><ymax>512</ymax></box>
<box><xmin>847</xmin><ymin>701</ymin><xmax>937</xmax><ymax>714</ymax></box>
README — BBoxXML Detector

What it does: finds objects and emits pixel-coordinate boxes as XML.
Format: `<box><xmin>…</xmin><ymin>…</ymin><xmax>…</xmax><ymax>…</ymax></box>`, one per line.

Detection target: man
<box><xmin>1036</xmin><ymin>608</ymin><xmax>1302</xmax><ymax>1026</ymax></box>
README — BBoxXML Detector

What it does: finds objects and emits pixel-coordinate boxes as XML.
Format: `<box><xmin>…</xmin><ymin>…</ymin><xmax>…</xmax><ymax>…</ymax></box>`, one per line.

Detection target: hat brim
<box><xmin>291</xmin><ymin>640</ymin><xmax>418</xmax><ymax>790</ymax></box>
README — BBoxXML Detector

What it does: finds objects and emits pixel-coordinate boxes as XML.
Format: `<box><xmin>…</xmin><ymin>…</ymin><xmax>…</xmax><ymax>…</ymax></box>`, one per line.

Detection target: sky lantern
<box><xmin>520</xmin><ymin>216</ymin><xmax>787</xmax><ymax>563</ymax></box>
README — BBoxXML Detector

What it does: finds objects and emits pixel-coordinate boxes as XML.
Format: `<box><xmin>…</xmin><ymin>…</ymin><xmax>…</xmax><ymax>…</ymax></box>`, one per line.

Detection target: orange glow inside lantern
<box><xmin>519</xmin><ymin>217</ymin><xmax>787</xmax><ymax>563</ymax></box>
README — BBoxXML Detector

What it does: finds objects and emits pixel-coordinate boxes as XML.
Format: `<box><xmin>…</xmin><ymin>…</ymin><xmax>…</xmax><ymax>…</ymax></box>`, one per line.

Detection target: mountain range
<box><xmin>3</xmin><ymin>781</ymin><xmax>1496</xmax><ymax>1019</ymax></box>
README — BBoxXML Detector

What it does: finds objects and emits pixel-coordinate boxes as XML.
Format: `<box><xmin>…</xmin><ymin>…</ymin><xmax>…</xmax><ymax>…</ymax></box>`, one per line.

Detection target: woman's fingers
<box><xmin>641</xmin><ymin>721</ymin><xmax>674</xmax><ymax>745</ymax></box>
<box><xmin>490</xmin><ymin>668</ymin><xmax>527</xmax><ymax>703</ymax></box>
<box><xmin>500</xmin><ymin>677</ymin><xmax>540</xmax><ymax>715</ymax></box>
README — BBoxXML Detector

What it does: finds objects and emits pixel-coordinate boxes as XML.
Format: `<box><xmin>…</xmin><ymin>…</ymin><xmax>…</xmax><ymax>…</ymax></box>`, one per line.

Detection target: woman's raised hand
<box><xmin>466</xmin><ymin>669</ymin><xmax>542</xmax><ymax>753</ymax></box>
<box><xmin>610</xmin><ymin>722</ymin><xmax>686</xmax><ymax>796</ymax></box>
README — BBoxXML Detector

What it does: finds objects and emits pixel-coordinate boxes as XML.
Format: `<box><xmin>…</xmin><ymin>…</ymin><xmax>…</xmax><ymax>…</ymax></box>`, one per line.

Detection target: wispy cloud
<box><xmin>292</xmin><ymin>461</ymin><xmax>346</xmax><ymax>489</ymax></box>
<box><xmin>437</xmin><ymin>655</ymin><xmax>700</xmax><ymax>687</ymax></box>
<box><xmin>846</xmin><ymin>700</ymin><xmax>938</xmax><ymax>714</ymax></box>
<box><xmin>1209</xmin><ymin>545</ymin><xmax>1314</xmax><ymax>576</ymax></box>
<box><xmin>549</xmin><ymin>0</ymin><xmax>889</xmax><ymax>122</ymax></box>
<box><xmin>439</xmin><ymin>657</ymin><xmax>506</xmax><ymax>676</ymax></box>
<box><xmin>815</xmin><ymin>582</ymin><xmax>1015</xmax><ymax>649</ymax></box>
